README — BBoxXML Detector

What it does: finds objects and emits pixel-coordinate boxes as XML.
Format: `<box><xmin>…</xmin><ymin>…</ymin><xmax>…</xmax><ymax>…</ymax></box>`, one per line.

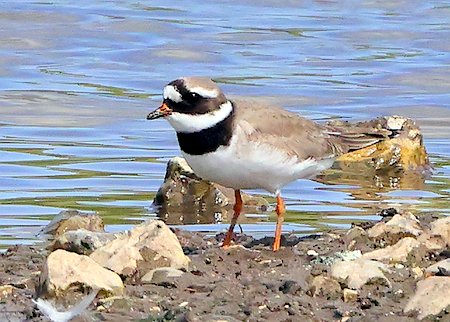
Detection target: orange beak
<box><xmin>146</xmin><ymin>102</ymin><xmax>173</xmax><ymax>120</ymax></box>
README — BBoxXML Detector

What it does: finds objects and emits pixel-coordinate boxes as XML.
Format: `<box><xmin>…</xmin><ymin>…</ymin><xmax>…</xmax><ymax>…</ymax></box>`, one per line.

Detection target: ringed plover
<box><xmin>147</xmin><ymin>77</ymin><xmax>390</xmax><ymax>251</ymax></box>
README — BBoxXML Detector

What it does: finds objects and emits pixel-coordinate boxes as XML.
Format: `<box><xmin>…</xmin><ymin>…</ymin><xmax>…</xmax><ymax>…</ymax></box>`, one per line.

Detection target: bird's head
<box><xmin>147</xmin><ymin>77</ymin><xmax>233</xmax><ymax>133</ymax></box>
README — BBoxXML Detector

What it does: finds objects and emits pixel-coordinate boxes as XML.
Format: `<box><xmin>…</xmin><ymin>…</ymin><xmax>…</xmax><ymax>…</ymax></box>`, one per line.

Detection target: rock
<box><xmin>335</xmin><ymin>116</ymin><xmax>429</xmax><ymax>171</ymax></box>
<box><xmin>97</xmin><ymin>296</ymin><xmax>131</xmax><ymax>311</ymax></box>
<box><xmin>344</xmin><ymin>226</ymin><xmax>371</xmax><ymax>251</ymax></box>
<box><xmin>367</xmin><ymin>213</ymin><xmax>422</xmax><ymax>244</ymax></box>
<box><xmin>49</xmin><ymin>229</ymin><xmax>117</xmax><ymax>255</ymax></box>
<box><xmin>39</xmin><ymin>210</ymin><xmax>104</xmax><ymax>237</ymax></box>
<box><xmin>141</xmin><ymin>267</ymin><xmax>184</xmax><ymax>285</ymax></box>
<box><xmin>344</xmin><ymin>226</ymin><xmax>368</xmax><ymax>244</ymax></box>
<box><xmin>309</xmin><ymin>275</ymin><xmax>341</xmax><ymax>300</ymax></box>
<box><xmin>417</xmin><ymin>232</ymin><xmax>446</xmax><ymax>252</ymax></box>
<box><xmin>306</xmin><ymin>249</ymin><xmax>319</xmax><ymax>257</ymax></box>
<box><xmin>425</xmin><ymin>258</ymin><xmax>450</xmax><ymax>277</ymax></box>
<box><xmin>153</xmin><ymin>157</ymin><xmax>269</xmax><ymax>224</ymax></box>
<box><xmin>0</xmin><ymin>285</ymin><xmax>14</xmax><ymax>300</ymax></box>
<box><xmin>404</xmin><ymin>276</ymin><xmax>450</xmax><ymax>320</ymax></box>
<box><xmin>90</xmin><ymin>220</ymin><xmax>189</xmax><ymax>277</ymax></box>
<box><xmin>331</xmin><ymin>258</ymin><xmax>391</xmax><ymax>289</ymax></box>
<box><xmin>279</xmin><ymin>280</ymin><xmax>302</xmax><ymax>295</ymax></box>
<box><xmin>411</xmin><ymin>266</ymin><xmax>424</xmax><ymax>279</ymax></box>
<box><xmin>430</xmin><ymin>216</ymin><xmax>450</xmax><ymax>246</ymax></box>
<box><xmin>38</xmin><ymin>249</ymin><xmax>124</xmax><ymax>297</ymax></box>
<box><xmin>362</xmin><ymin>237</ymin><xmax>425</xmax><ymax>264</ymax></box>
<box><xmin>343</xmin><ymin>288</ymin><xmax>358</xmax><ymax>302</ymax></box>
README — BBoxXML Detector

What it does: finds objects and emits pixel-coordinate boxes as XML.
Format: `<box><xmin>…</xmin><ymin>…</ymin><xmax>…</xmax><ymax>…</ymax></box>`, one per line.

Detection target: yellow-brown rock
<box><xmin>0</xmin><ymin>285</ymin><xmax>14</xmax><ymax>300</ymax></box>
<box><xmin>336</xmin><ymin>116</ymin><xmax>429</xmax><ymax>171</ymax></box>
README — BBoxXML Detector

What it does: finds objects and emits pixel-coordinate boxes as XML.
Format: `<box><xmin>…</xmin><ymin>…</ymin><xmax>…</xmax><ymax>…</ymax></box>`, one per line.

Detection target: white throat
<box><xmin>166</xmin><ymin>100</ymin><xmax>233</xmax><ymax>133</ymax></box>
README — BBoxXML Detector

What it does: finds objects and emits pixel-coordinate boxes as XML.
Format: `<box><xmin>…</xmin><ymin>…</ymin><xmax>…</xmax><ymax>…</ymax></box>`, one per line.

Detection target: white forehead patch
<box><xmin>163</xmin><ymin>85</ymin><xmax>182</xmax><ymax>103</ymax></box>
<box><xmin>188</xmin><ymin>86</ymin><xmax>219</xmax><ymax>98</ymax></box>
<box><xmin>167</xmin><ymin>100</ymin><xmax>233</xmax><ymax>133</ymax></box>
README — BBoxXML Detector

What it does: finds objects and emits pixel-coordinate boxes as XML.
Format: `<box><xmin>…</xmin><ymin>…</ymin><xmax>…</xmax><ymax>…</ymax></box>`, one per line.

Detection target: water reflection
<box><xmin>153</xmin><ymin>164</ymin><xmax>432</xmax><ymax>229</ymax></box>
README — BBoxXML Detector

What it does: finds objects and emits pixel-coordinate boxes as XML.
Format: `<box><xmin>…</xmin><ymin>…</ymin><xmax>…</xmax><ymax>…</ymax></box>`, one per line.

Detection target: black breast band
<box><xmin>176</xmin><ymin>106</ymin><xmax>234</xmax><ymax>155</ymax></box>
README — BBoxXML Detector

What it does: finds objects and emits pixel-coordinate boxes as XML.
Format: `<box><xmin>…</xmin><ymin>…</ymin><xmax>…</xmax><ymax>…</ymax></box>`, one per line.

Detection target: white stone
<box><xmin>331</xmin><ymin>258</ymin><xmax>391</xmax><ymax>289</ymax></box>
<box><xmin>368</xmin><ymin>213</ymin><xmax>422</xmax><ymax>243</ymax></box>
<box><xmin>425</xmin><ymin>258</ymin><xmax>450</xmax><ymax>276</ymax></box>
<box><xmin>39</xmin><ymin>249</ymin><xmax>124</xmax><ymax>296</ymax></box>
<box><xmin>362</xmin><ymin>237</ymin><xmax>422</xmax><ymax>264</ymax></box>
<box><xmin>430</xmin><ymin>216</ymin><xmax>450</xmax><ymax>246</ymax></box>
<box><xmin>404</xmin><ymin>276</ymin><xmax>450</xmax><ymax>319</ymax></box>
<box><xmin>307</xmin><ymin>249</ymin><xmax>319</xmax><ymax>257</ymax></box>
<box><xmin>90</xmin><ymin>220</ymin><xmax>189</xmax><ymax>276</ymax></box>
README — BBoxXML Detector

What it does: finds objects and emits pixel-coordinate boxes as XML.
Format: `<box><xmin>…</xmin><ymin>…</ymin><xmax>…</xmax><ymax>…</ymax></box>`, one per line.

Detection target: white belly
<box><xmin>182</xmin><ymin>133</ymin><xmax>334</xmax><ymax>194</ymax></box>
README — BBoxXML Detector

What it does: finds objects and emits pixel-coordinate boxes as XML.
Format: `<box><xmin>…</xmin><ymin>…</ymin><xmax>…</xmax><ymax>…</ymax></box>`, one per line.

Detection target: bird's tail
<box><xmin>324</xmin><ymin>116</ymin><xmax>406</xmax><ymax>154</ymax></box>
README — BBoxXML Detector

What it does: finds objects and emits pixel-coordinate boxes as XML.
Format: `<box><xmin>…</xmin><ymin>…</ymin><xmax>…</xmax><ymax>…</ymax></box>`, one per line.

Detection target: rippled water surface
<box><xmin>1</xmin><ymin>1</ymin><xmax>450</xmax><ymax>249</ymax></box>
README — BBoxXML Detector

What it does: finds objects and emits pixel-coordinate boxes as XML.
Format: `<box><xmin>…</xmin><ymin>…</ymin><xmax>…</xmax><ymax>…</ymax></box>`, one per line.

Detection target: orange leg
<box><xmin>272</xmin><ymin>194</ymin><xmax>285</xmax><ymax>251</ymax></box>
<box><xmin>222</xmin><ymin>190</ymin><xmax>243</xmax><ymax>248</ymax></box>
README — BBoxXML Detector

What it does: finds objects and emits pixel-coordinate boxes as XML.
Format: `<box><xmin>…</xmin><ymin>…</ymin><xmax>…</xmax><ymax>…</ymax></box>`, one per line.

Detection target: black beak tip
<box><xmin>146</xmin><ymin>111</ymin><xmax>162</xmax><ymax>120</ymax></box>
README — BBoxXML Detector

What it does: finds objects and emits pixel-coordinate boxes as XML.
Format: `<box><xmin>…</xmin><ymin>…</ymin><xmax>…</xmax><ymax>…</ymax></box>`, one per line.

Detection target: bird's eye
<box><xmin>190</xmin><ymin>92</ymin><xmax>199</xmax><ymax>99</ymax></box>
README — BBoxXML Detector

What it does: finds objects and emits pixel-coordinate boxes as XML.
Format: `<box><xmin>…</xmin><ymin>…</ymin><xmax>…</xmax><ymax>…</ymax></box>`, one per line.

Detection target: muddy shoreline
<box><xmin>0</xmin><ymin>209</ymin><xmax>449</xmax><ymax>322</ymax></box>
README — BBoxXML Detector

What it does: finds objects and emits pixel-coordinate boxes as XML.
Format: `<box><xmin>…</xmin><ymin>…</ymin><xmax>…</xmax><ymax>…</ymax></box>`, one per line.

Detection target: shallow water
<box><xmin>1</xmin><ymin>1</ymin><xmax>449</xmax><ymax>249</ymax></box>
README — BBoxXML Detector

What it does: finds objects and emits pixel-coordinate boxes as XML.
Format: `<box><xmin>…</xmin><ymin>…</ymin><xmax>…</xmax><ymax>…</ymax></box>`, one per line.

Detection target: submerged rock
<box><xmin>90</xmin><ymin>220</ymin><xmax>189</xmax><ymax>277</ymax></box>
<box><xmin>335</xmin><ymin>115</ymin><xmax>429</xmax><ymax>171</ymax></box>
<box><xmin>49</xmin><ymin>229</ymin><xmax>117</xmax><ymax>255</ymax></box>
<box><xmin>404</xmin><ymin>276</ymin><xmax>450</xmax><ymax>320</ymax></box>
<box><xmin>38</xmin><ymin>249</ymin><xmax>124</xmax><ymax>297</ymax></box>
<box><xmin>154</xmin><ymin>157</ymin><xmax>269</xmax><ymax>224</ymax></box>
<box><xmin>330</xmin><ymin>258</ymin><xmax>391</xmax><ymax>289</ymax></box>
<box><xmin>39</xmin><ymin>210</ymin><xmax>104</xmax><ymax>237</ymax></box>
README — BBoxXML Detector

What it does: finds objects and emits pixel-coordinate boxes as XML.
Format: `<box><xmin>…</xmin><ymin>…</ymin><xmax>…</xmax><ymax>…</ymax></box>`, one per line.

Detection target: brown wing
<box><xmin>232</xmin><ymin>99</ymin><xmax>343</xmax><ymax>160</ymax></box>
<box><xmin>324</xmin><ymin>119</ymin><xmax>393</xmax><ymax>152</ymax></box>
<box><xmin>232</xmin><ymin>99</ymin><xmax>392</xmax><ymax>160</ymax></box>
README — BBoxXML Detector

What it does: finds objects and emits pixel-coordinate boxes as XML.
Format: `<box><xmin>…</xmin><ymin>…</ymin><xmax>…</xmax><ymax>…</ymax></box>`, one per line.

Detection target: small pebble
<box><xmin>343</xmin><ymin>288</ymin><xmax>358</xmax><ymax>302</ymax></box>
<box><xmin>307</xmin><ymin>250</ymin><xmax>319</xmax><ymax>257</ymax></box>
<box><xmin>179</xmin><ymin>301</ymin><xmax>189</xmax><ymax>308</ymax></box>
<box><xmin>411</xmin><ymin>266</ymin><xmax>423</xmax><ymax>279</ymax></box>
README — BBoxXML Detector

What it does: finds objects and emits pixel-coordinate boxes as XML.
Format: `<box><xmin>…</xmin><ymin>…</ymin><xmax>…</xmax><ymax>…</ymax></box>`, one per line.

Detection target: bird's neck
<box><xmin>176</xmin><ymin>101</ymin><xmax>235</xmax><ymax>155</ymax></box>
